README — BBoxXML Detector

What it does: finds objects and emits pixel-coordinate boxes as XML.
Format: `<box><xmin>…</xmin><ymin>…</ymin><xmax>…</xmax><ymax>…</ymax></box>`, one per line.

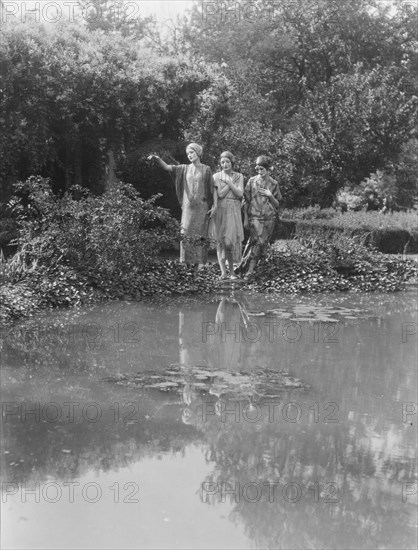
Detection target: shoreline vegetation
<box><xmin>1</xmin><ymin>177</ymin><xmax>417</xmax><ymax>328</ymax></box>
<box><xmin>276</xmin><ymin>207</ymin><xmax>418</xmax><ymax>254</ymax></box>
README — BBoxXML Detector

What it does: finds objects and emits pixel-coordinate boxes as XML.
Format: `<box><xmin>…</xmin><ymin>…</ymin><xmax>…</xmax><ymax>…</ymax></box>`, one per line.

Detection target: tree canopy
<box><xmin>1</xmin><ymin>0</ymin><xmax>417</xmax><ymax>209</ymax></box>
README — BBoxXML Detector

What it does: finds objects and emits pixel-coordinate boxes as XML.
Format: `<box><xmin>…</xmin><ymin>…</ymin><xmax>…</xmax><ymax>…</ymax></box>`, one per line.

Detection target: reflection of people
<box><xmin>209</xmin><ymin>297</ymin><xmax>247</xmax><ymax>371</ymax></box>
<box><xmin>236</xmin><ymin>155</ymin><xmax>282</xmax><ymax>278</ymax></box>
<box><xmin>148</xmin><ymin>143</ymin><xmax>216</xmax><ymax>266</ymax></box>
<box><xmin>212</xmin><ymin>151</ymin><xmax>244</xmax><ymax>280</ymax></box>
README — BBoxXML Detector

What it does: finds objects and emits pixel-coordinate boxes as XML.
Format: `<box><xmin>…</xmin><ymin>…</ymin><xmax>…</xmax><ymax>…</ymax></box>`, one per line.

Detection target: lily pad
<box><xmin>102</xmin><ymin>364</ymin><xmax>310</xmax><ymax>401</ymax></box>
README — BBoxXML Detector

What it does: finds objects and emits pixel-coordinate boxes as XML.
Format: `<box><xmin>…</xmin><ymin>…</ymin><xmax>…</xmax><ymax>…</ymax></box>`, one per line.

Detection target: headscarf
<box><xmin>220</xmin><ymin>151</ymin><xmax>235</xmax><ymax>165</ymax></box>
<box><xmin>186</xmin><ymin>143</ymin><xmax>203</xmax><ymax>157</ymax></box>
<box><xmin>255</xmin><ymin>155</ymin><xmax>271</xmax><ymax>169</ymax></box>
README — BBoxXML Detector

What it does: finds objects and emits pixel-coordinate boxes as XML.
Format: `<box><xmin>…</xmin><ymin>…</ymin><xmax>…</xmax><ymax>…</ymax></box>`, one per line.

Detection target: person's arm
<box><xmin>209</xmin><ymin>185</ymin><xmax>218</xmax><ymax>218</ymax></box>
<box><xmin>147</xmin><ymin>154</ymin><xmax>173</xmax><ymax>172</ymax></box>
<box><xmin>227</xmin><ymin>173</ymin><xmax>244</xmax><ymax>198</ymax></box>
<box><xmin>242</xmin><ymin>179</ymin><xmax>251</xmax><ymax>228</ymax></box>
<box><xmin>217</xmin><ymin>183</ymin><xmax>229</xmax><ymax>199</ymax></box>
<box><xmin>217</xmin><ymin>173</ymin><xmax>244</xmax><ymax>199</ymax></box>
<box><xmin>259</xmin><ymin>179</ymin><xmax>280</xmax><ymax>209</ymax></box>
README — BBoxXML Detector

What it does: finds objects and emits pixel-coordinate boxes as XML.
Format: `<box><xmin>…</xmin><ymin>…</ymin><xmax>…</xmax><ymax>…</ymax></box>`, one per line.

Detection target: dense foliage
<box><xmin>0</xmin><ymin>176</ymin><xmax>216</xmax><ymax>323</ymax></box>
<box><xmin>255</xmin><ymin>231</ymin><xmax>417</xmax><ymax>293</ymax></box>
<box><xmin>181</xmin><ymin>0</ymin><xmax>418</xmax><ymax>206</ymax></box>
<box><xmin>0</xmin><ymin>17</ymin><xmax>229</xmax><ymax>211</ymax></box>
<box><xmin>1</xmin><ymin>0</ymin><xmax>417</xmax><ymax>212</ymax></box>
<box><xmin>1</xmin><ymin>177</ymin><xmax>416</xmax><ymax>327</ymax></box>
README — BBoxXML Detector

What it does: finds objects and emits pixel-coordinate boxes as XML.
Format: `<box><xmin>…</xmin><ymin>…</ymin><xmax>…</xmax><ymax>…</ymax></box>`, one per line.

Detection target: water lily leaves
<box><xmin>240</xmin><ymin>303</ymin><xmax>368</xmax><ymax>324</ymax></box>
<box><xmin>101</xmin><ymin>364</ymin><xmax>310</xmax><ymax>399</ymax></box>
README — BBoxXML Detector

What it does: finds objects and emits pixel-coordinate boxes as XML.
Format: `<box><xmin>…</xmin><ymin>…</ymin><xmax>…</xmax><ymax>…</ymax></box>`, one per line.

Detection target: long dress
<box><xmin>213</xmin><ymin>171</ymin><xmax>244</xmax><ymax>263</ymax></box>
<box><xmin>236</xmin><ymin>174</ymin><xmax>282</xmax><ymax>274</ymax></box>
<box><xmin>170</xmin><ymin>164</ymin><xmax>214</xmax><ymax>264</ymax></box>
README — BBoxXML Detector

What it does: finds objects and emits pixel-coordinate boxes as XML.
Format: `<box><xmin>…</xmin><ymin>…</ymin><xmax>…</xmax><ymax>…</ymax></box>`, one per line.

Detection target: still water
<box><xmin>1</xmin><ymin>291</ymin><xmax>417</xmax><ymax>549</ymax></box>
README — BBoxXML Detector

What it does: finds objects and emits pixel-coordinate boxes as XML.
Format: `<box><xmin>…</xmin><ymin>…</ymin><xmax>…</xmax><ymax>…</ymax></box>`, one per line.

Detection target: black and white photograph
<box><xmin>1</xmin><ymin>1</ymin><xmax>417</xmax><ymax>548</ymax></box>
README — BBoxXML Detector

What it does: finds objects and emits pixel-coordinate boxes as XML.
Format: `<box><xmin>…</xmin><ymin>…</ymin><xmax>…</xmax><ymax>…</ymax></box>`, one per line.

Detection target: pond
<box><xmin>1</xmin><ymin>290</ymin><xmax>417</xmax><ymax>549</ymax></box>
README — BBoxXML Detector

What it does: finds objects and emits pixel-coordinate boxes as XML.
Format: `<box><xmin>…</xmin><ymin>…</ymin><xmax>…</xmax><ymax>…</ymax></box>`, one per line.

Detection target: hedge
<box><xmin>276</xmin><ymin>211</ymin><xmax>418</xmax><ymax>253</ymax></box>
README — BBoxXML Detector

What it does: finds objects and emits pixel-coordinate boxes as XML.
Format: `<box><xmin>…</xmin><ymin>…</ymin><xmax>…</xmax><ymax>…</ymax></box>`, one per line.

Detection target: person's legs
<box><xmin>217</xmin><ymin>244</ymin><xmax>228</xmax><ymax>278</ymax></box>
<box><xmin>225</xmin><ymin>250</ymin><xmax>236</xmax><ymax>279</ymax></box>
<box><xmin>245</xmin><ymin>259</ymin><xmax>257</xmax><ymax>278</ymax></box>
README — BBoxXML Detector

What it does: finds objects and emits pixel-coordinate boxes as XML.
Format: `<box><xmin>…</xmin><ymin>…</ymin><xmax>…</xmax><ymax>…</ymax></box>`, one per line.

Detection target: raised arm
<box><xmin>147</xmin><ymin>154</ymin><xmax>173</xmax><ymax>172</ymax></box>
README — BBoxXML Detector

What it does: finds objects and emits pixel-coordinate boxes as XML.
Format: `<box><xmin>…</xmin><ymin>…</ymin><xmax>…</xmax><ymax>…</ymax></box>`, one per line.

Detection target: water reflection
<box><xmin>1</xmin><ymin>292</ymin><xmax>417</xmax><ymax>549</ymax></box>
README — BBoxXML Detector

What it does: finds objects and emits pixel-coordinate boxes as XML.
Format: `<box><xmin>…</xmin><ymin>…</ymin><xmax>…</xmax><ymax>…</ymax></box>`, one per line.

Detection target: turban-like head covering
<box><xmin>219</xmin><ymin>151</ymin><xmax>235</xmax><ymax>166</ymax></box>
<box><xmin>255</xmin><ymin>155</ymin><xmax>271</xmax><ymax>169</ymax></box>
<box><xmin>186</xmin><ymin>143</ymin><xmax>203</xmax><ymax>157</ymax></box>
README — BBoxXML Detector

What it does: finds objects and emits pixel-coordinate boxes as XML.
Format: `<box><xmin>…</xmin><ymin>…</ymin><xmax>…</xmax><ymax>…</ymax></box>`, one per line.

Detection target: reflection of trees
<box><xmin>2</xmin><ymin>293</ymin><xmax>417</xmax><ymax>549</ymax></box>
<box><xmin>1</xmin><ymin>402</ymin><xmax>202</xmax><ymax>484</ymax></box>
<box><xmin>196</xmin><ymin>403</ymin><xmax>416</xmax><ymax>549</ymax></box>
<box><xmin>177</xmin><ymin>295</ymin><xmax>417</xmax><ymax>549</ymax></box>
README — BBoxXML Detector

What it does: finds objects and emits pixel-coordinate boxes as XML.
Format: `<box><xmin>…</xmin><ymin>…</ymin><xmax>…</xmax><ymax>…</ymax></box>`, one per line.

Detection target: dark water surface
<box><xmin>1</xmin><ymin>290</ymin><xmax>417</xmax><ymax>549</ymax></box>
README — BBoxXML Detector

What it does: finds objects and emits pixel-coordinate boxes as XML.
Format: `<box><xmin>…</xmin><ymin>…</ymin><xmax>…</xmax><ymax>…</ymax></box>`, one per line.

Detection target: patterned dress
<box><xmin>171</xmin><ymin>164</ymin><xmax>214</xmax><ymax>264</ymax></box>
<box><xmin>236</xmin><ymin>174</ymin><xmax>282</xmax><ymax>274</ymax></box>
<box><xmin>213</xmin><ymin>171</ymin><xmax>244</xmax><ymax>263</ymax></box>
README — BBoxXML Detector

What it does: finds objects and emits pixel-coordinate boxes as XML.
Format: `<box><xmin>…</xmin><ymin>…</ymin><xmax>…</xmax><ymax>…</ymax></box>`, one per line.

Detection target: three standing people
<box><xmin>149</xmin><ymin>146</ymin><xmax>281</xmax><ymax>278</ymax></box>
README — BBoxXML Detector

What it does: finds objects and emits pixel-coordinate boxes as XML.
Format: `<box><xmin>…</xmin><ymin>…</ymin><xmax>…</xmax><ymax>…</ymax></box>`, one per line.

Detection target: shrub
<box><xmin>249</xmin><ymin>230</ymin><xmax>418</xmax><ymax>293</ymax></box>
<box><xmin>279</xmin><ymin>208</ymin><xmax>418</xmax><ymax>253</ymax></box>
<box><xmin>280</xmin><ymin>206</ymin><xmax>338</xmax><ymax>220</ymax></box>
<box><xmin>8</xmin><ymin>176</ymin><xmax>180</xmax><ymax>284</ymax></box>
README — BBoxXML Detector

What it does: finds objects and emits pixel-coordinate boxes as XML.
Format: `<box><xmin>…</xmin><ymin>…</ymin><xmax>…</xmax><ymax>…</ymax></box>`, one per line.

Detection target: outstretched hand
<box><xmin>147</xmin><ymin>154</ymin><xmax>159</xmax><ymax>162</ymax></box>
